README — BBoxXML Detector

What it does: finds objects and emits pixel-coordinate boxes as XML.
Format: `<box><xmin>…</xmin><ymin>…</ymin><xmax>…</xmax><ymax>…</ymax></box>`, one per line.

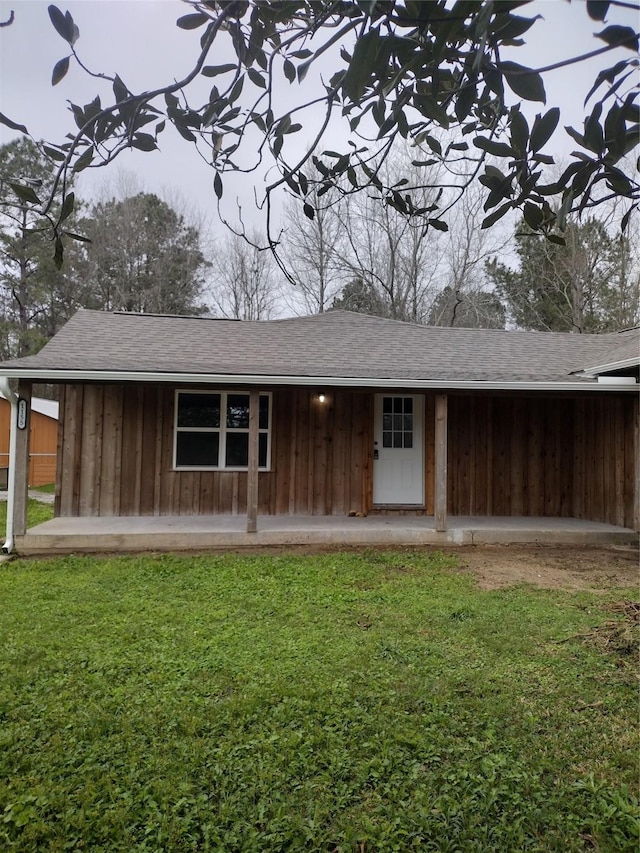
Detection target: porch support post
<box><xmin>246</xmin><ymin>389</ymin><xmax>259</xmax><ymax>534</ymax></box>
<box><xmin>434</xmin><ymin>393</ymin><xmax>448</xmax><ymax>532</ymax></box>
<box><xmin>634</xmin><ymin>395</ymin><xmax>639</xmax><ymax>532</ymax></box>
<box><xmin>13</xmin><ymin>381</ymin><xmax>32</xmax><ymax>538</ymax></box>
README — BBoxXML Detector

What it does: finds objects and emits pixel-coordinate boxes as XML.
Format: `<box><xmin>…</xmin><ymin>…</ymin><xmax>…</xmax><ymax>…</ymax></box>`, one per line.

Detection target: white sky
<box><xmin>0</xmin><ymin>0</ymin><xmax>638</xmax><ymax>236</ymax></box>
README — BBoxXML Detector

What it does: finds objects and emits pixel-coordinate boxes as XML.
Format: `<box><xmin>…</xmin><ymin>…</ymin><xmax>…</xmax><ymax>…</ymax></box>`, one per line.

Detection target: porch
<box><xmin>15</xmin><ymin>514</ymin><xmax>638</xmax><ymax>555</ymax></box>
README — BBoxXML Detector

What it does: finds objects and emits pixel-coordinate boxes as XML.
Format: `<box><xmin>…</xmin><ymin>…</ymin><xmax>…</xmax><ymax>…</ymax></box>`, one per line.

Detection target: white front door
<box><xmin>373</xmin><ymin>394</ymin><xmax>424</xmax><ymax>505</ymax></box>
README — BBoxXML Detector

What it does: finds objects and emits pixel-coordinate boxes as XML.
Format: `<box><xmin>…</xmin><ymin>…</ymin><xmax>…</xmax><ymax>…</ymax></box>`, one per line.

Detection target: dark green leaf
<box><xmin>494</xmin><ymin>12</ymin><xmax>541</xmax><ymax>41</ymax></box>
<box><xmin>482</xmin><ymin>201</ymin><xmax>512</xmax><ymax>229</ymax></box>
<box><xmin>48</xmin><ymin>5</ymin><xmax>74</xmax><ymax>42</ymax></box>
<box><xmin>586</xmin><ymin>1</ymin><xmax>609</xmax><ymax>21</ymax></box>
<box><xmin>621</xmin><ymin>204</ymin><xmax>636</xmax><ymax>232</ymax></box>
<box><xmin>9</xmin><ymin>183</ymin><xmax>41</xmax><ymax>205</ymax></box>
<box><xmin>52</xmin><ymin>56</ymin><xmax>69</xmax><ymax>86</ymax></box>
<box><xmin>297</xmin><ymin>57</ymin><xmax>314</xmax><ymax>83</ymax></box>
<box><xmin>500</xmin><ymin>62</ymin><xmax>546</xmax><ymax>103</ymax></box>
<box><xmin>229</xmin><ymin>76</ymin><xmax>244</xmax><ymax>103</ymax></box>
<box><xmin>72</xmin><ymin>146</ymin><xmax>93</xmax><ymax>172</ymax></box>
<box><xmin>59</xmin><ymin>191</ymin><xmax>75</xmax><ymax>222</ymax></box>
<box><xmin>547</xmin><ymin>234</ymin><xmax>566</xmax><ymax>245</ymax></box>
<box><xmin>63</xmin><ymin>230</ymin><xmax>91</xmax><ymax>243</ymax></box>
<box><xmin>342</xmin><ymin>28</ymin><xmax>380</xmax><ymax>102</ymax></box>
<box><xmin>595</xmin><ymin>25</ymin><xmax>639</xmax><ymax>51</ymax></box>
<box><xmin>202</xmin><ymin>64</ymin><xmax>237</xmax><ymax>77</ymax></box>
<box><xmin>428</xmin><ymin>218</ymin><xmax>448</xmax><ymax>231</ymax></box>
<box><xmin>455</xmin><ymin>82</ymin><xmax>477</xmax><ymax>123</ymax></box>
<box><xmin>0</xmin><ymin>112</ymin><xmax>28</xmax><ymax>134</ymax></box>
<box><xmin>43</xmin><ymin>144</ymin><xmax>66</xmax><ymax>161</ymax></box>
<box><xmin>523</xmin><ymin>201</ymin><xmax>544</xmax><ymax>229</ymax></box>
<box><xmin>54</xmin><ymin>236</ymin><xmax>64</xmax><ymax>269</ymax></box>
<box><xmin>213</xmin><ymin>172</ymin><xmax>223</xmax><ymax>199</ymax></box>
<box><xmin>113</xmin><ymin>75</ymin><xmax>129</xmax><ymax>103</ymax></box>
<box><xmin>283</xmin><ymin>59</ymin><xmax>295</xmax><ymax>83</ymax></box>
<box><xmin>530</xmin><ymin>108</ymin><xmax>560</xmax><ymax>151</ymax></box>
<box><xmin>473</xmin><ymin>136</ymin><xmax>514</xmax><ymax>158</ymax></box>
<box><xmin>509</xmin><ymin>109</ymin><xmax>529</xmax><ymax>156</ymax></box>
<box><xmin>176</xmin><ymin>13</ymin><xmax>209</xmax><ymax>30</ymax></box>
<box><xmin>247</xmin><ymin>67</ymin><xmax>266</xmax><ymax>89</ymax></box>
<box><xmin>131</xmin><ymin>133</ymin><xmax>157</xmax><ymax>152</ymax></box>
<box><xmin>303</xmin><ymin>203</ymin><xmax>315</xmax><ymax>220</ymax></box>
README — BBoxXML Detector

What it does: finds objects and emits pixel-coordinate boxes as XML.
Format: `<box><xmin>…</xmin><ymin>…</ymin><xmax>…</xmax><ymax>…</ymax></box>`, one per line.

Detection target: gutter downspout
<box><xmin>0</xmin><ymin>378</ymin><xmax>18</xmax><ymax>553</ymax></box>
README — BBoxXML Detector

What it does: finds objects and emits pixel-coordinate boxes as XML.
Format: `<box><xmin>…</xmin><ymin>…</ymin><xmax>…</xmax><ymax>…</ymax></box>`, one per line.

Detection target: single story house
<box><xmin>0</xmin><ymin>393</ymin><xmax>58</xmax><ymax>487</ymax></box>
<box><xmin>0</xmin><ymin>309</ymin><xmax>637</xmax><ymax>552</ymax></box>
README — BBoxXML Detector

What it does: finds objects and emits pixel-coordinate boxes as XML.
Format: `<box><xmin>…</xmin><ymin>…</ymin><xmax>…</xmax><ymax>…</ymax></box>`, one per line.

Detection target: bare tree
<box><xmin>280</xmin><ymin>186</ymin><xmax>344</xmax><ymax>315</ymax></box>
<box><xmin>428</xmin><ymin>184</ymin><xmax>512</xmax><ymax>328</ymax></box>
<box><xmin>211</xmin><ymin>232</ymin><xmax>280</xmax><ymax>320</ymax></box>
<box><xmin>332</xmin><ymin>156</ymin><xmax>445</xmax><ymax>322</ymax></box>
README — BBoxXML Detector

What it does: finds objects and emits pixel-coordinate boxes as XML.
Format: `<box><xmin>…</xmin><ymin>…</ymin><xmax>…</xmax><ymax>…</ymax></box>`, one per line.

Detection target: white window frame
<box><xmin>173</xmin><ymin>389</ymin><xmax>272</xmax><ymax>472</ymax></box>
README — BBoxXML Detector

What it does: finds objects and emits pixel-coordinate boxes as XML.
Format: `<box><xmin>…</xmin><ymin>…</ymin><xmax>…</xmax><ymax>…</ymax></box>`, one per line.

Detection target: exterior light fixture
<box><xmin>318</xmin><ymin>393</ymin><xmax>326</xmax><ymax>403</ymax></box>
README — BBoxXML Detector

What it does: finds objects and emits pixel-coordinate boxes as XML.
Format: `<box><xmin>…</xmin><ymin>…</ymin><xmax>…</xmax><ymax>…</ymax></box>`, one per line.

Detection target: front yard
<box><xmin>0</xmin><ymin>549</ymin><xmax>638</xmax><ymax>851</ymax></box>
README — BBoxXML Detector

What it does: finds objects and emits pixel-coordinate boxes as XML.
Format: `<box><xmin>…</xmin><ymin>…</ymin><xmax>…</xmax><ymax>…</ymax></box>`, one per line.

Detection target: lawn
<box><xmin>0</xmin><ymin>550</ymin><xmax>637</xmax><ymax>852</ymax></box>
<box><xmin>0</xmin><ymin>498</ymin><xmax>54</xmax><ymax>530</ymax></box>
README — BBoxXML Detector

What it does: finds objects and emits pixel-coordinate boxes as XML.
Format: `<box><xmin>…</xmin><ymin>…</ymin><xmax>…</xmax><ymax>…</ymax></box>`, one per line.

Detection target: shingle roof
<box><xmin>0</xmin><ymin>309</ymin><xmax>637</xmax><ymax>385</ymax></box>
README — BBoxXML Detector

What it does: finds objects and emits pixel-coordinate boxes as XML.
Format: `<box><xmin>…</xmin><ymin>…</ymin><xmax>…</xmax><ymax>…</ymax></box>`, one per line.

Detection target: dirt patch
<box><xmin>447</xmin><ymin>544</ymin><xmax>639</xmax><ymax>591</ymax></box>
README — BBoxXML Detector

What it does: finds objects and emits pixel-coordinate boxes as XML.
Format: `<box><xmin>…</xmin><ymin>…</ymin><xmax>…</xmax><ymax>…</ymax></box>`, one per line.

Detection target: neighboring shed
<box><xmin>0</xmin><ymin>309</ymin><xmax>637</xmax><ymax>550</ymax></box>
<box><xmin>0</xmin><ymin>394</ymin><xmax>59</xmax><ymax>487</ymax></box>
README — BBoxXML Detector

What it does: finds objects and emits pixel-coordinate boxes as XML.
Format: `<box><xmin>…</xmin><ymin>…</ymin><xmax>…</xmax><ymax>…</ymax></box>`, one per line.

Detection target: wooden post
<box><xmin>435</xmin><ymin>393</ymin><xmax>448</xmax><ymax>532</ymax></box>
<box><xmin>13</xmin><ymin>381</ymin><xmax>32</xmax><ymax>537</ymax></box>
<box><xmin>246</xmin><ymin>390</ymin><xmax>259</xmax><ymax>533</ymax></box>
<box><xmin>633</xmin><ymin>395</ymin><xmax>640</xmax><ymax>533</ymax></box>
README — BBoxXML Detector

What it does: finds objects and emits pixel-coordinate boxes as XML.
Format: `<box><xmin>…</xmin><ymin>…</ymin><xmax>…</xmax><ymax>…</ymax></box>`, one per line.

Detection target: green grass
<box><xmin>30</xmin><ymin>483</ymin><xmax>55</xmax><ymax>494</ymax></box>
<box><xmin>0</xmin><ymin>550</ymin><xmax>637</xmax><ymax>852</ymax></box>
<box><xmin>0</xmin><ymin>498</ymin><xmax>54</xmax><ymax>530</ymax></box>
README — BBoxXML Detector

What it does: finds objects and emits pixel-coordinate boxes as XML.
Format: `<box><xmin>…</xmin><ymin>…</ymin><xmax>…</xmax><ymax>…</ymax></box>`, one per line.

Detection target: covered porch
<box><xmin>15</xmin><ymin>513</ymin><xmax>637</xmax><ymax>555</ymax></box>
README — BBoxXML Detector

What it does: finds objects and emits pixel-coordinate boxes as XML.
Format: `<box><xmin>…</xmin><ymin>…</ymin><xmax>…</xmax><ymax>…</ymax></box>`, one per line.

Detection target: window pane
<box><xmin>227</xmin><ymin>394</ymin><xmax>249</xmax><ymax>429</ymax></box>
<box><xmin>176</xmin><ymin>431</ymin><xmax>219</xmax><ymax>466</ymax></box>
<box><xmin>178</xmin><ymin>394</ymin><xmax>220</xmax><ymax>428</ymax></box>
<box><xmin>383</xmin><ymin>414</ymin><xmax>392</xmax><ymax>430</ymax></box>
<box><xmin>383</xmin><ymin>431</ymin><xmax>392</xmax><ymax>448</ymax></box>
<box><xmin>404</xmin><ymin>397</ymin><xmax>413</xmax><ymax>414</ymax></box>
<box><xmin>383</xmin><ymin>397</ymin><xmax>392</xmax><ymax>414</ymax></box>
<box><xmin>393</xmin><ymin>397</ymin><xmax>403</xmax><ymax>413</ymax></box>
<box><xmin>259</xmin><ymin>395</ymin><xmax>269</xmax><ymax>430</ymax></box>
<box><xmin>393</xmin><ymin>433</ymin><xmax>402</xmax><ymax>448</ymax></box>
<box><xmin>404</xmin><ymin>433</ymin><xmax>413</xmax><ymax>449</ymax></box>
<box><xmin>393</xmin><ymin>414</ymin><xmax>403</xmax><ymax>431</ymax></box>
<box><xmin>225</xmin><ymin>432</ymin><xmax>249</xmax><ymax>467</ymax></box>
<box><xmin>404</xmin><ymin>414</ymin><xmax>413</xmax><ymax>431</ymax></box>
<box><xmin>259</xmin><ymin>433</ymin><xmax>268</xmax><ymax>467</ymax></box>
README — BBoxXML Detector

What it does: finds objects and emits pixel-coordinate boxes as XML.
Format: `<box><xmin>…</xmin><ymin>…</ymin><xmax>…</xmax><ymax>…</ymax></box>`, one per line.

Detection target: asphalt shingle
<box><xmin>0</xmin><ymin>309</ymin><xmax>637</xmax><ymax>384</ymax></box>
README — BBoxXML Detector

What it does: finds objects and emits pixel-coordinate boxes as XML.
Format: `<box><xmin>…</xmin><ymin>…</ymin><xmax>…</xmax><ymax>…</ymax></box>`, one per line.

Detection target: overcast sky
<box><xmin>0</xmin><ymin>0</ymin><xmax>638</xmax><ymax>236</ymax></box>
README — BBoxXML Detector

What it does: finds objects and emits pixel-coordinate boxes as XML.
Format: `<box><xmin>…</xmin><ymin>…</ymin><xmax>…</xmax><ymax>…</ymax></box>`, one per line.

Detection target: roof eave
<box><xmin>0</xmin><ymin>367</ymin><xmax>637</xmax><ymax>392</ymax></box>
<box><xmin>579</xmin><ymin>356</ymin><xmax>640</xmax><ymax>377</ymax></box>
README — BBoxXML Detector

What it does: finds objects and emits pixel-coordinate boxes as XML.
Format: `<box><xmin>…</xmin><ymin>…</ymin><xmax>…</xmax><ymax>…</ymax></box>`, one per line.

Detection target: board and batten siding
<box><xmin>446</xmin><ymin>394</ymin><xmax>637</xmax><ymax>528</ymax></box>
<box><xmin>56</xmin><ymin>385</ymin><xmax>372</xmax><ymax>518</ymax></box>
<box><xmin>55</xmin><ymin>384</ymin><xmax>638</xmax><ymax>529</ymax></box>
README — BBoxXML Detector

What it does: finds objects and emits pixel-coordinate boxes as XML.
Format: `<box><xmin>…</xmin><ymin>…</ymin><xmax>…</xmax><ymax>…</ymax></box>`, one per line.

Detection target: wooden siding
<box><xmin>0</xmin><ymin>397</ymin><xmax>58</xmax><ymax>486</ymax></box>
<box><xmin>56</xmin><ymin>384</ymin><xmax>638</xmax><ymax>529</ymax></box>
<box><xmin>446</xmin><ymin>394</ymin><xmax>637</xmax><ymax>528</ymax></box>
<box><xmin>58</xmin><ymin>385</ymin><xmax>372</xmax><ymax>518</ymax></box>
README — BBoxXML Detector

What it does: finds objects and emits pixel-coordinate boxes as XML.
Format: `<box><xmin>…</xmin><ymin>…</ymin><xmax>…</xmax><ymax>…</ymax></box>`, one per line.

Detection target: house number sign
<box><xmin>17</xmin><ymin>398</ymin><xmax>28</xmax><ymax>430</ymax></box>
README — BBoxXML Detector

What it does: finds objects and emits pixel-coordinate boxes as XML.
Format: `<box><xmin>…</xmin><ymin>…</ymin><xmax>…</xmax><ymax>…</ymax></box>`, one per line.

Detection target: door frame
<box><xmin>372</xmin><ymin>393</ymin><xmax>425</xmax><ymax>506</ymax></box>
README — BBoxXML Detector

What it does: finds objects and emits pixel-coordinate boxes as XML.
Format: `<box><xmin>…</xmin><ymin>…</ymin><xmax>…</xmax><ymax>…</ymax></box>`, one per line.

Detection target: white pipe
<box><xmin>0</xmin><ymin>378</ymin><xmax>17</xmax><ymax>553</ymax></box>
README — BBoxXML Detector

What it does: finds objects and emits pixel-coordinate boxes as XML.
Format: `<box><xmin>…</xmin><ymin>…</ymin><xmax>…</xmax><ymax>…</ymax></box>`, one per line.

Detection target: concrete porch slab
<box><xmin>14</xmin><ymin>515</ymin><xmax>639</xmax><ymax>555</ymax></box>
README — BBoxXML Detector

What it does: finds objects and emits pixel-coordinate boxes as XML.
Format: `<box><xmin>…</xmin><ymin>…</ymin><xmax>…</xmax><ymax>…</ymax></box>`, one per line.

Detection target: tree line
<box><xmin>1</xmin><ymin>137</ymin><xmax>638</xmax><ymax>361</ymax></box>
